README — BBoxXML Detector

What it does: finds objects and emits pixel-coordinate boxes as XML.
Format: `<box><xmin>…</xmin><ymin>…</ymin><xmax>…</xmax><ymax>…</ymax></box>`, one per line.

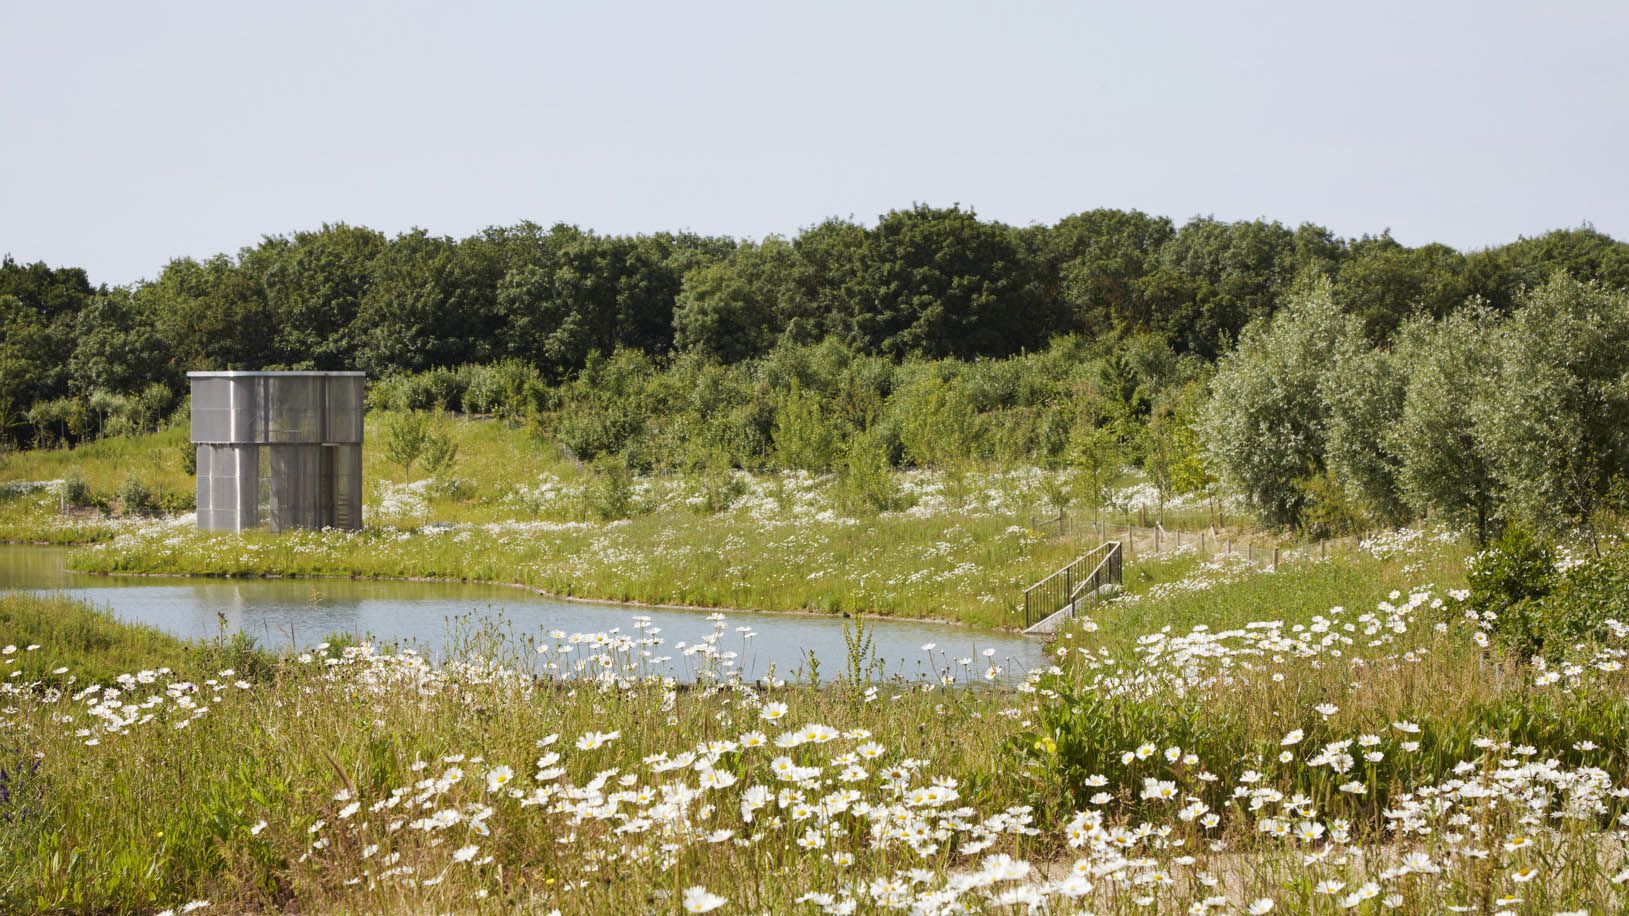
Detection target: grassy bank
<box><xmin>1076</xmin><ymin>528</ymin><xmax>1472</xmax><ymax>653</ymax></box>
<box><xmin>3</xmin><ymin>413</ymin><xmax>1255</xmax><ymax>628</ymax></box>
<box><xmin>6</xmin><ymin>534</ymin><xmax>1629</xmax><ymax>913</ymax></box>
<box><xmin>0</xmin><ymin>592</ymin><xmax>267</xmax><ymax>689</ymax></box>
<box><xmin>68</xmin><ymin>509</ymin><xmax>1088</xmax><ymax>629</ymax></box>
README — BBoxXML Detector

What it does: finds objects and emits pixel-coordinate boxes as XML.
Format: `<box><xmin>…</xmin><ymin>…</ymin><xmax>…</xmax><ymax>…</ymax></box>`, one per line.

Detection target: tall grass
<box><xmin>69</xmin><ymin>510</ymin><xmax>1093</xmax><ymax>629</ymax></box>
<box><xmin>6</xmin><ymin>533</ymin><xmax>1629</xmax><ymax>913</ymax></box>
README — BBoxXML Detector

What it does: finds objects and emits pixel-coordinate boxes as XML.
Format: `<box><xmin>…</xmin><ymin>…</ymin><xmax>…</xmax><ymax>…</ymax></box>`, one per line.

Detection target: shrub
<box><xmin>550</xmin><ymin>352</ymin><xmax>660</xmax><ymax>461</ymax></box>
<box><xmin>383</xmin><ymin>411</ymin><xmax>430</xmax><ymax>479</ymax></box>
<box><xmin>894</xmin><ymin>372</ymin><xmax>982</xmax><ymax>467</ymax></box>
<box><xmin>1008</xmin><ymin>677</ymin><xmax>1234</xmax><ymax>815</ymax></box>
<box><xmin>772</xmin><ymin>382</ymin><xmax>840</xmax><ymax>472</ymax></box>
<box><xmin>116</xmin><ymin>476</ymin><xmax>159</xmax><ymax>517</ymax></box>
<box><xmin>61</xmin><ymin>473</ymin><xmax>93</xmax><ymax>509</ymax></box>
<box><xmin>685</xmin><ymin>451</ymin><xmax>746</xmax><ymax>515</ymax></box>
<box><xmin>418</xmin><ymin>368</ymin><xmax>470</xmax><ymax>411</ymax></box>
<box><xmin>589</xmin><ymin>454</ymin><xmax>636</xmax><ymax>521</ymax></box>
<box><xmin>1468</xmin><ymin>524</ymin><xmax>1562</xmax><ymax>660</ymax></box>
<box><xmin>420</xmin><ymin>416</ymin><xmax>459</xmax><ymax>477</ymax></box>
<box><xmin>372</xmin><ymin>368</ymin><xmax>472</xmax><ymax>412</ymax></box>
<box><xmin>1295</xmin><ymin>467</ymin><xmax>1369</xmax><ymax>539</ymax></box>
<box><xmin>1538</xmin><ymin>545</ymin><xmax>1629</xmax><ymax>658</ymax></box>
<box><xmin>555</xmin><ymin>403</ymin><xmax>646</xmax><ymax>462</ymax></box>
<box><xmin>462</xmin><ymin>360</ymin><xmax>538</xmax><ymax>419</ymax></box>
<box><xmin>835</xmin><ymin>429</ymin><xmax>908</xmax><ymax>515</ymax></box>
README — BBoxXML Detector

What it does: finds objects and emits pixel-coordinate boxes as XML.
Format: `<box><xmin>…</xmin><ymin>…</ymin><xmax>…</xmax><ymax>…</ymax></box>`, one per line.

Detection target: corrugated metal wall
<box><xmin>190</xmin><ymin>373</ymin><xmax>365</xmax><ymax>532</ymax></box>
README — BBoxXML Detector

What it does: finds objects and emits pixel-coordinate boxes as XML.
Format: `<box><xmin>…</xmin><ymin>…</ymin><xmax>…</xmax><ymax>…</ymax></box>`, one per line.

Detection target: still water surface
<box><xmin>0</xmin><ymin>545</ymin><xmax>1044</xmax><ymax>682</ymax></box>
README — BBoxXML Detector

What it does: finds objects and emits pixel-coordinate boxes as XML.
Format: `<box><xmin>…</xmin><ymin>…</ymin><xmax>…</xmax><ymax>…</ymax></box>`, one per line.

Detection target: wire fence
<box><xmin>1018</xmin><ymin>510</ymin><xmax>1368</xmax><ymax>629</ymax></box>
<box><xmin>1027</xmin><ymin>510</ymin><xmax>1365</xmax><ymax>570</ymax></box>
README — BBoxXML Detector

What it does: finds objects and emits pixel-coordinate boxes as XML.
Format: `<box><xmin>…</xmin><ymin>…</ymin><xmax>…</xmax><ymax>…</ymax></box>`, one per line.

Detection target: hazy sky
<box><xmin>3</xmin><ymin>1</ymin><xmax>1626</xmax><ymax>285</ymax></box>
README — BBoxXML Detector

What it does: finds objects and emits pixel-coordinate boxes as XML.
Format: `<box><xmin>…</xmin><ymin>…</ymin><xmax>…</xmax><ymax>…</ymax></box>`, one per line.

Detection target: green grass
<box><xmin>0</xmin><ymin>592</ymin><xmax>269</xmax><ymax>687</ymax></box>
<box><xmin>1078</xmin><ymin>531</ymin><xmax>1473</xmax><ymax>653</ymax></box>
<box><xmin>0</xmin><ymin>495</ymin><xmax>121</xmax><ymax>545</ymax></box>
<box><xmin>0</xmin><ymin>424</ymin><xmax>195</xmax><ymax>502</ymax></box>
<box><xmin>3</xmin><ymin>416</ymin><xmax>1271</xmax><ymax>630</ymax></box>
<box><xmin>0</xmin><ymin>592</ymin><xmax>189</xmax><ymax>685</ymax></box>
<box><xmin>6</xmin><ymin>537</ymin><xmax>1629</xmax><ymax>913</ymax></box>
<box><xmin>68</xmin><ymin>510</ymin><xmax>1097</xmax><ymax>628</ymax></box>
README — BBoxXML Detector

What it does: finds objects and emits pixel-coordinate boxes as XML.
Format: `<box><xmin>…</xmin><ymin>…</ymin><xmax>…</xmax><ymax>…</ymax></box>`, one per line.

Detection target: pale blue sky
<box><xmin>2</xmin><ymin>1</ymin><xmax>1626</xmax><ymax>285</ymax></box>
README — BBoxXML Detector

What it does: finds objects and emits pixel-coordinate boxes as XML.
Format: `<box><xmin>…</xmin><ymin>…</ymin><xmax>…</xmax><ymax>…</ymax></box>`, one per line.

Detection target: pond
<box><xmin>0</xmin><ymin>545</ymin><xmax>1046</xmax><ymax>684</ymax></box>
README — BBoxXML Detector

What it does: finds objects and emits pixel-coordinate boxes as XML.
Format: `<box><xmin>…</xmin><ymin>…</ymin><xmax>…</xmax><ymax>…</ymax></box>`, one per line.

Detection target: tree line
<box><xmin>1203</xmin><ymin>274</ymin><xmax>1629</xmax><ymax>541</ymax></box>
<box><xmin>2</xmin><ymin>206</ymin><xmax>1627</xmax><ymax>451</ymax></box>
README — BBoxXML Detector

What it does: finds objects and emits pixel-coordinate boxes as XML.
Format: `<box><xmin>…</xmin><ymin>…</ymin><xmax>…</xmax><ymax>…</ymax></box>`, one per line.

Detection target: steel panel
<box><xmin>332</xmin><ymin>444</ymin><xmax>363</xmax><ymax>529</ymax></box>
<box><xmin>189</xmin><ymin>372</ymin><xmax>364</xmax><ymax>531</ymax></box>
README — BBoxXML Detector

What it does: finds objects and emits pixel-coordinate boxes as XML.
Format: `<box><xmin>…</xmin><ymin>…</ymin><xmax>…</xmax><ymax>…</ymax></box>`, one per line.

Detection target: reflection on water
<box><xmin>0</xmin><ymin>545</ymin><xmax>1044</xmax><ymax>683</ymax></box>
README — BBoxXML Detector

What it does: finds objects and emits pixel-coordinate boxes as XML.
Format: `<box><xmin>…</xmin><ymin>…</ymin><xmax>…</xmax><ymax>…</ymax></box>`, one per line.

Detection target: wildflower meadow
<box><xmin>5</xmin><ymin>526</ymin><xmax>1629</xmax><ymax>914</ymax></box>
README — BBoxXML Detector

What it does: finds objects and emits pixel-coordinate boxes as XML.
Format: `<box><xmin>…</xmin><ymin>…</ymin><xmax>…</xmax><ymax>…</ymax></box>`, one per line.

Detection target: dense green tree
<box><xmin>848</xmin><ymin>205</ymin><xmax>1047</xmax><ymax>359</ymax></box>
<box><xmin>0</xmin><ymin>256</ymin><xmax>97</xmax><ymax>321</ymax></box>
<box><xmin>1386</xmin><ymin>309</ymin><xmax>1500</xmax><ymax>539</ymax></box>
<box><xmin>0</xmin><ymin>296</ymin><xmax>62</xmax><ymax>442</ymax></box>
<box><xmin>1466</xmin><ymin>227</ymin><xmax>1629</xmax><ymax>313</ymax></box>
<box><xmin>69</xmin><ymin>290</ymin><xmax>174</xmax><ymax>397</ymax></box>
<box><xmin>1048</xmin><ymin>209</ymin><xmax>1174</xmax><ymax>335</ymax></box>
<box><xmin>138</xmin><ymin>255</ymin><xmax>276</xmax><ymax>371</ymax></box>
<box><xmin>673</xmin><ymin>237</ymin><xmax>806</xmax><ymax>362</ymax></box>
<box><xmin>1158</xmin><ymin>217</ymin><xmax>1303</xmax><ymax>356</ymax></box>
<box><xmin>1199</xmin><ymin>277</ymin><xmax>1357</xmax><ymax>526</ymax></box>
<box><xmin>3</xmin><ymin>209</ymin><xmax>1628</xmax><ymax>457</ymax></box>
<box><xmin>262</xmin><ymin>224</ymin><xmax>386</xmax><ymax>367</ymax></box>
<box><xmin>790</xmin><ymin>218</ymin><xmax>870</xmax><ymax>344</ymax></box>
<box><xmin>1336</xmin><ymin>234</ymin><xmax>1469</xmax><ymax>340</ymax></box>
<box><xmin>494</xmin><ymin>229</ymin><xmax>716</xmax><ymax>377</ymax></box>
<box><xmin>1473</xmin><ymin>275</ymin><xmax>1629</xmax><ymax>539</ymax></box>
<box><xmin>0</xmin><ymin>258</ymin><xmax>96</xmax><ymax>439</ymax></box>
<box><xmin>353</xmin><ymin>230</ymin><xmax>472</xmax><ymax>374</ymax></box>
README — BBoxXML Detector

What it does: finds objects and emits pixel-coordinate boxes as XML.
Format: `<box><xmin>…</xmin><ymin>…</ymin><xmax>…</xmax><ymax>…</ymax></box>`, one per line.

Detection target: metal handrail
<box><xmin>1022</xmin><ymin>541</ymin><xmax>1123</xmax><ymax>629</ymax></box>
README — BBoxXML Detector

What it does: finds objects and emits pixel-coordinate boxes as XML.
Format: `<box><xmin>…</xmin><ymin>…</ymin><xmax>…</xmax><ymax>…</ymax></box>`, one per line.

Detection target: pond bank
<box><xmin>1</xmin><ymin>544</ymin><xmax>1049</xmax><ymax>681</ymax></box>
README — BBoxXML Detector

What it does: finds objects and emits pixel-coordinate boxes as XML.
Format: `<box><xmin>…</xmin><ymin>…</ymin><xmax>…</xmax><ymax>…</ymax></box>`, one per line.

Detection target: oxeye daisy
<box><xmin>682</xmin><ymin>885</ymin><xmax>727</xmax><ymax>913</ymax></box>
<box><xmin>485</xmin><ymin>765</ymin><xmax>514</xmax><ymax>793</ymax></box>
